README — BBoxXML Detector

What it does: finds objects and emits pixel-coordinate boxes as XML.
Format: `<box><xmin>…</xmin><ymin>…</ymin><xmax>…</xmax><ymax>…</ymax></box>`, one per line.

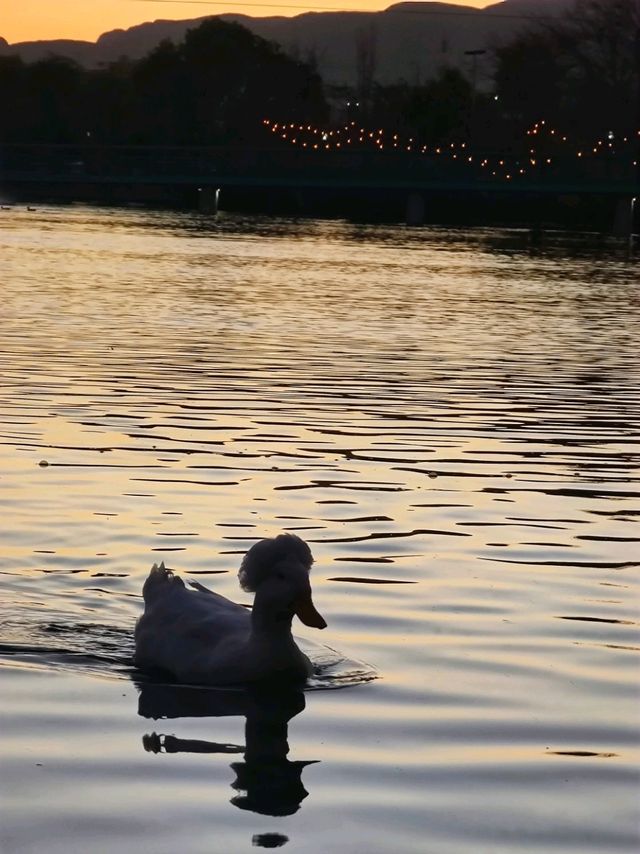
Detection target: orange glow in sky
<box><xmin>3</xmin><ymin>1</ymin><xmax>490</xmax><ymax>44</ymax></box>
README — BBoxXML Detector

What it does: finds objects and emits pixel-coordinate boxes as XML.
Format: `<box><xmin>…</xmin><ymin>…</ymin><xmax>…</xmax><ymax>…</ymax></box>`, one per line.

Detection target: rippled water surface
<box><xmin>1</xmin><ymin>207</ymin><xmax>639</xmax><ymax>853</ymax></box>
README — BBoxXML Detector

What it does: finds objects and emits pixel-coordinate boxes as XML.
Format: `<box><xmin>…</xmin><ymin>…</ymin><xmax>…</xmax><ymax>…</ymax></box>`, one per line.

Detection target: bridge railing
<box><xmin>1</xmin><ymin>143</ymin><xmax>637</xmax><ymax>191</ymax></box>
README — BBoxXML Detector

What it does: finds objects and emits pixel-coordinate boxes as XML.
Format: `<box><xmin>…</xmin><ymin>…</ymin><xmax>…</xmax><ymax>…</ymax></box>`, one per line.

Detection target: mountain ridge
<box><xmin>0</xmin><ymin>1</ymin><xmax>572</xmax><ymax>85</ymax></box>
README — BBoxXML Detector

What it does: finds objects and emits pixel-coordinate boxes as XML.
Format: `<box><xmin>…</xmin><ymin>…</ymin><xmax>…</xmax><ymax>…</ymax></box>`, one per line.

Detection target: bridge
<box><xmin>1</xmin><ymin>143</ymin><xmax>637</xmax><ymax>229</ymax></box>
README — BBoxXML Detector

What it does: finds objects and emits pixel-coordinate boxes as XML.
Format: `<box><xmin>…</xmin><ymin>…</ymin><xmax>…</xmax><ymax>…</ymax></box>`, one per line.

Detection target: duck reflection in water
<box><xmin>138</xmin><ymin>680</ymin><xmax>317</xmax><ymax>816</ymax></box>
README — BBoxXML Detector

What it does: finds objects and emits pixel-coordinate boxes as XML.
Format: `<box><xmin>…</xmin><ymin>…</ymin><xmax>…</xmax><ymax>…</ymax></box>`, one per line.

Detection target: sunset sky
<box><xmin>3</xmin><ymin>0</ymin><xmax>491</xmax><ymax>43</ymax></box>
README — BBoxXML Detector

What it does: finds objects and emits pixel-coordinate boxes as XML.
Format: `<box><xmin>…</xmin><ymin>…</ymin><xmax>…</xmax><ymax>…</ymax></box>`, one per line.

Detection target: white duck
<box><xmin>134</xmin><ymin>533</ymin><xmax>326</xmax><ymax>685</ymax></box>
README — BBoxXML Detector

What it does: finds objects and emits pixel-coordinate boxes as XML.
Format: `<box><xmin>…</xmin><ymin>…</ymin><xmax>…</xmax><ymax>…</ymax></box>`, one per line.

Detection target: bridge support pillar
<box><xmin>612</xmin><ymin>196</ymin><xmax>636</xmax><ymax>244</ymax></box>
<box><xmin>198</xmin><ymin>186</ymin><xmax>220</xmax><ymax>215</ymax></box>
<box><xmin>405</xmin><ymin>192</ymin><xmax>425</xmax><ymax>226</ymax></box>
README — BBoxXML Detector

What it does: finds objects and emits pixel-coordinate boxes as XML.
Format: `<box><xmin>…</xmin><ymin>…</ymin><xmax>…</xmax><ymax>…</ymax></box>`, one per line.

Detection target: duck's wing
<box><xmin>188</xmin><ymin>579</ymin><xmax>248</xmax><ymax>614</ymax></box>
<box><xmin>188</xmin><ymin>579</ymin><xmax>216</xmax><ymax>595</ymax></box>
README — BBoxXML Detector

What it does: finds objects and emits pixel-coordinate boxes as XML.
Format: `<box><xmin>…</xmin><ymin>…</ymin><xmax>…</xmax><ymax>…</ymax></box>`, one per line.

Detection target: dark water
<box><xmin>1</xmin><ymin>207</ymin><xmax>638</xmax><ymax>853</ymax></box>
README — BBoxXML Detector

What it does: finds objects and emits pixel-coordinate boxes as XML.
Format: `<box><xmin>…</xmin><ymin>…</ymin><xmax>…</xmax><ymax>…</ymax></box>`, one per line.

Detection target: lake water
<box><xmin>1</xmin><ymin>206</ymin><xmax>638</xmax><ymax>854</ymax></box>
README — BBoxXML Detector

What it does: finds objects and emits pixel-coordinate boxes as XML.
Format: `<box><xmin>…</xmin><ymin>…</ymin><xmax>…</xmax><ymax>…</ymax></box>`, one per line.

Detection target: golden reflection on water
<box><xmin>1</xmin><ymin>207</ymin><xmax>639</xmax><ymax>852</ymax></box>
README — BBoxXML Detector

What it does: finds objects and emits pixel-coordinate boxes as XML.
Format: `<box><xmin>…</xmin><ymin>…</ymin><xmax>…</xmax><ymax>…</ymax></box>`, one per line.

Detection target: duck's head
<box><xmin>239</xmin><ymin>534</ymin><xmax>327</xmax><ymax>630</ymax></box>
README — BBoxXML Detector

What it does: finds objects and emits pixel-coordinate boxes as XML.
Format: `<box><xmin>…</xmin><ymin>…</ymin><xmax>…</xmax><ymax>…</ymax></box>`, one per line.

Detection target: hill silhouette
<box><xmin>0</xmin><ymin>1</ymin><xmax>572</xmax><ymax>86</ymax></box>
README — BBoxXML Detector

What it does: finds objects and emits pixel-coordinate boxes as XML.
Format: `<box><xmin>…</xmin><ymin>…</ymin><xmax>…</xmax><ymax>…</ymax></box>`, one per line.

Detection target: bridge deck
<box><xmin>2</xmin><ymin>145</ymin><xmax>637</xmax><ymax>197</ymax></box>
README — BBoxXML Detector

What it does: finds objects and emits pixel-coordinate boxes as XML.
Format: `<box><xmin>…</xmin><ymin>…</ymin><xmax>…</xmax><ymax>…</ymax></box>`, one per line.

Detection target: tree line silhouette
<box><xmin>0</xmin><ymin>0</ymin><xmax>637</xmax><ymax>149</ymax></box>
<box><xmin>0</xmin><ymin>20</ymin><xmax>327</xmax><ymax>145</ymax></box>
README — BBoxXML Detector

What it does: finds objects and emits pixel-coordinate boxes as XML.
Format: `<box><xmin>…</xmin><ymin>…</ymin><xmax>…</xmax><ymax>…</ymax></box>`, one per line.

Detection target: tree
<box><xmin>370</xmin><ymin>68</ymin><xmax>473</xmax><ymax>145</ymax></box>
<box><xmin>130</xmin><ymin>19</ymin><xmax>327</xmax><ymax>145</ymax></box>
<box><xmin>84</xmin><ymin>60</ymin><xmax>135</xmax><ymax>144</ymax></box>
<box><xmin>22</xmin><ymin>56</ymin><xmax>86</xmax><ymax>143</ymax></box>
<box><xmin>130</xmin><ymin>40</ymin><xmax>188</xmax><ymax>143</ymax></box>
<box><xmin>493</xmin><ymin>30</ymin><xmax>566</xmax><ymax>128</ymax></box>
<box><xmin>0</xmin><ymin>18</ymin><xmax>328</xmax><ymax>146</ymax></box>
<box><xmin>0</xmin><ymin>56</ymin><xmax>27</xmax><ymax>142</ymax></box>
<box><xmin>559</xmin><ymin>0</ymin><xmax>639</xmax><ymax>132</ymax></box>
<box><xmin>493</xmin><ymin>0</ymin><xmax>640</xmax><ymax>137</ymax></box>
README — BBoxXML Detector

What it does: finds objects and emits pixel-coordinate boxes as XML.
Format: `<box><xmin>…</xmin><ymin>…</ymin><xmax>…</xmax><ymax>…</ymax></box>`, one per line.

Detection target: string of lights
<box><xmin>527</xmin><ymin>120</ymin><xmax>639</xmax><ymax>164</ymax></box>
<box><xmin>262</xmin><ymin>118</ymin><xmax>640</xmax><ymax>182</ymax></box>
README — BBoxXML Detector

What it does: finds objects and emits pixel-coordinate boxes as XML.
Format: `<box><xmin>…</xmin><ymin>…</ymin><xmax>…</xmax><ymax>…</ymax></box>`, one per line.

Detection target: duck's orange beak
<box><xmin>295</xmin><ymin>592</ymin><xmax>327</xmax><ymax>629</ymax></box>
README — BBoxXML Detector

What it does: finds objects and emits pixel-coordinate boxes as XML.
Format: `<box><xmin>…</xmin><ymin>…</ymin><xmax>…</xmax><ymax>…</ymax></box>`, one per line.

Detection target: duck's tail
<box><xmin>142</xmin><ymin>561</ymin><xmax>184</xmax><ymax>603</ymax></box>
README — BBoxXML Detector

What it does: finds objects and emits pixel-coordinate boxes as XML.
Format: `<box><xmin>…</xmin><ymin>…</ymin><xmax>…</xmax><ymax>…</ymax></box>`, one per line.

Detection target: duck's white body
<box><xmin>134</xmin><ymin>534</ymin><xmax>326</xmax><ymax>685</ymax></box>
